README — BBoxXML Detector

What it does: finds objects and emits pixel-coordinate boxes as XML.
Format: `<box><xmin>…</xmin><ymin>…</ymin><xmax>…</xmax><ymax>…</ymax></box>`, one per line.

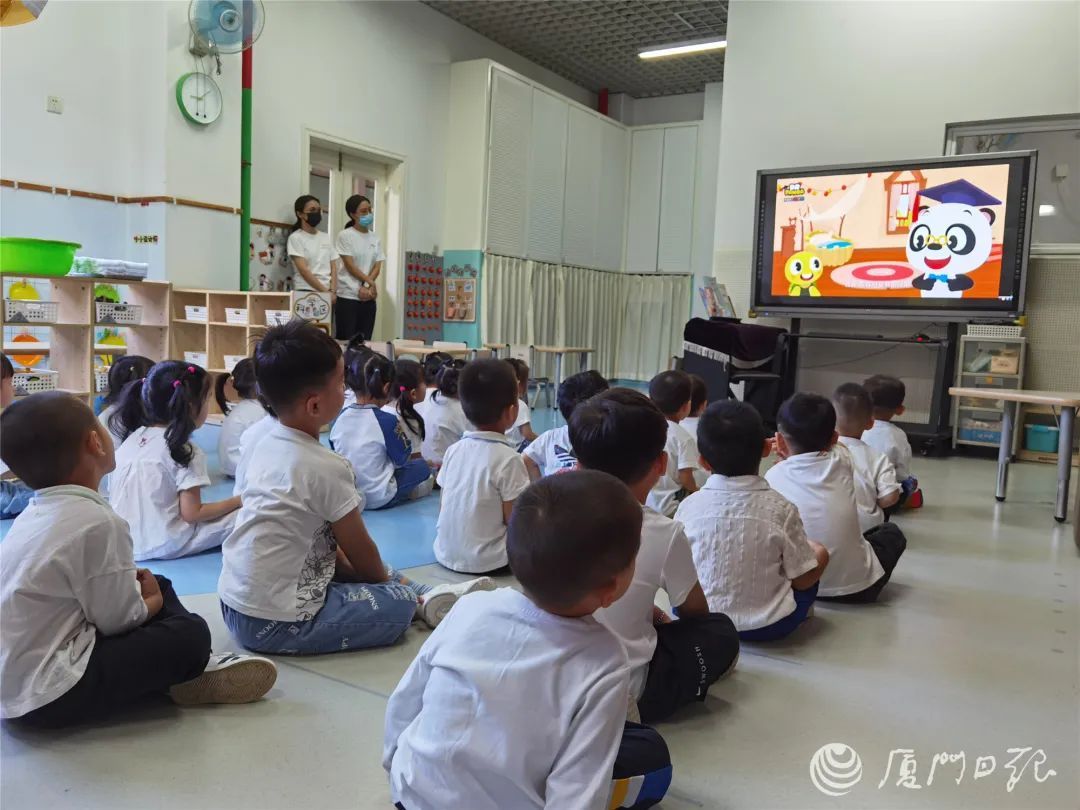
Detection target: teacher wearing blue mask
<box><xmin>334</xmin><ymin>194</ymin><xmax>385</xmax><ymax>341</ymax></box>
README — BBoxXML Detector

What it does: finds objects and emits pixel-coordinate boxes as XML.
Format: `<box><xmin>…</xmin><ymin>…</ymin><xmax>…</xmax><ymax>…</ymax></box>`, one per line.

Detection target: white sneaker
<box><xmin>169</xmin><ymin>652</ymin><xmax>278</xmax><ymax>706</ymax></box>
<box><xmin>418</xmin><ymin>577</ymin><xmax>497</xmax><ymax>628</ymax></box>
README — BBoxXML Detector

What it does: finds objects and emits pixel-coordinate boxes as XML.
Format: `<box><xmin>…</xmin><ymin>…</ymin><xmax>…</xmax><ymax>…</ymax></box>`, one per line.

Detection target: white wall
<box><xmin>610</xmin><ymin>92</ymin><xmax>705</xmax><ymax>126</ymax></box>
<box><xmin>713</xmin><ymin>0</ymin><xmax>1080</xmax><ymax>310</ymax></box>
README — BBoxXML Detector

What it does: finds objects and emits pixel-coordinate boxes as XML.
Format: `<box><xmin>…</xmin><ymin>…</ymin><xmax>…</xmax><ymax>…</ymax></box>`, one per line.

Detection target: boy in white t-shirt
<box><xmin>644</xmin><ymin>371</ymin><xmax>701</xmax><ymax>517</ymax></box>
<box><xmin>0</xmin><ymin>353</ymin><xmax>32</xmax><ymax>519</ymax></box>
<box><xmin>523</xmin><ymin>370</ymin><xmax>609</xmax><ymax>480</ymax></box>
<box><xmin>0</xmin><ymin>392</ymin><xmax>275</xmax><ymax>727</ymax></box>
<box><xmin>675</xmin><ymin>400</ymin><xmax>829</xmax><ymax>642</ymax></box>
<box><xmin>504</xmin><ymin>357</ymin><xmax>538</xmax><ymax>450</ymax></box>
<box><xmin>571</xmin><ymin>389</ymin><xmax>739</xmax><ymax>723</ymax></box>
<box><xmin>862</xmin><ymin>374</ymin><xmax>923</xmax><ymax>509</ymax></box>
<box><xmin>385</xmin><ymin>470</ymin><xmax>672</xmax><ymax>810</ymax></box>
<box><xmin>682</xmin><ymin>373</ymin><xmax>709</xmax><ymax>488</ymax></box>
<box><xmin>435</xmin><ymin>359</ymin><xmax>530</xmax><ymax>574</ymax></box>
<box><xmin>833</xmin><ymin>383</ymin><xmax>902</xmax><ymax>532</ymax></box>
<box><xmin>765</xmin><ymin>393</ymin><xmax>907</xmax><ymax>604</ymax></box>
<box><xmin>219</xmin><ymin>322</ymin><xmax>493</xmax><ymax>655</ymax></box>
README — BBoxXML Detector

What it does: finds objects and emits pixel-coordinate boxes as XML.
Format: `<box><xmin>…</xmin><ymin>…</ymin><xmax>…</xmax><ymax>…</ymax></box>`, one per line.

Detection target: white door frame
<box><xmin>301</xmin><ymin>128</ymin><xmax>409</xmax><ymax>339</ymax></box>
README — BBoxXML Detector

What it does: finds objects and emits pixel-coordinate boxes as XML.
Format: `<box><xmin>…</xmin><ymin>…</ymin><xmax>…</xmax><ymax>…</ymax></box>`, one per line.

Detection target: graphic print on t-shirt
<box><xmin>552</xmin><ymin>443</ymin><xmax>576</xmax><ymax>471</ymax></box>
<box><xmin>296</xmin><ymin>521</ymin><xmax>337</xmax><ymax>620</ymax></box>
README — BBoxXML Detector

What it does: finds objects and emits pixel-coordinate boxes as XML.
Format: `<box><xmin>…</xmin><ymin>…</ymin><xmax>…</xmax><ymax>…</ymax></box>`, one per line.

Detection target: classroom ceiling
<box><xmin>423</xmin><ymin>0</ymin><xmax>728</xmax><ymax>98</ymax></box>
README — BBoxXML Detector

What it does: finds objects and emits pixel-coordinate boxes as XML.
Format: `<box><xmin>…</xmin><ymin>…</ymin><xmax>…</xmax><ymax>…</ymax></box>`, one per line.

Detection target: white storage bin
<box><xmin>96</xmin><ymin>302</ymin><xmax>143</xmax><ymax>325</ymax></box>
<box><xmin>183</xmin><ymin>351</ymin><xmax>208</xmax><ymax>368</ymax></box>
<box><xmin>4</xmin><ymin>300</ymin><xmax>59</xmax><ymax>324</ymax></box>
<box><xmin>225</xmin><ymin>307</ymin><xmax>249</xmax><ymax>325</ymax></box>
<box><xmin>265</xmin><ymin>309</ymin><xmax>291</xmax><ymax>326</ymax></box>
<box><xmin>12</xmin><ymin>369</ymin><xmax>59</xmax><ymax>397</ymax></box>
<box><xmin>184</xmin><ymin>305</ymin><xmax>208</xmax><ymax>322</ymax></box>
<box><xmin>224</xmin><ymin>354</ymin><xmax>246</xmax><ymax>372</ymax></box>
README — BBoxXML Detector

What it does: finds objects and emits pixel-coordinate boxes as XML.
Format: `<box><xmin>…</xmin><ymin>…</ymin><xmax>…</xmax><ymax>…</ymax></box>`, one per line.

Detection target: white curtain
<box><xmin>482</xmin><ymin>253</ymin><xmax>690</xmax><ymax>381</ymax></box>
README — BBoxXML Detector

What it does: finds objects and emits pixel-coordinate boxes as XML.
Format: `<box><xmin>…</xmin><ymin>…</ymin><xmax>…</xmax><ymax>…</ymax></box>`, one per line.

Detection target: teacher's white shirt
<box><xmin>334</xmin><ymin>228</ymin><xmax>385</xmax><ymax>301</ymax></box>
<box><xmin>287</xmin><ymin>229</ymin><xmax>338</xmax><ymax>292</ymax></box>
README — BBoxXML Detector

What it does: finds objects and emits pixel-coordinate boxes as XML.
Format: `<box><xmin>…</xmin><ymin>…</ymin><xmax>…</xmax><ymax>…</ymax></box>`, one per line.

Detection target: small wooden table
<box><xmin>533</xmin><ymin>345</ymin><xmax>594</xmax><ymax>389</ymax></box>
<box><xmin>949</xmin><ymin>387</ymin><xmax>1080</xmax><ymax>525</ymax></box>
<box><xmin>484</xmin><ymin>342</ymin><xmax>508</xmax><ymax>358</ymax></box>
<box><xmin>391</xmin><ymin>340</ymin><xmax>473</xmax><ymax>360</ymax></box>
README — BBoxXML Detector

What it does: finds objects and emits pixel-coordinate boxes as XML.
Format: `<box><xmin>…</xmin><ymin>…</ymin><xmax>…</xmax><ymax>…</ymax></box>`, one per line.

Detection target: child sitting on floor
<box><xmin>765</xmin><ymin>393</ymin><xmax>907</xmax><ymax>604</ymax></box>
<box><xmin>384</xmin><ymin>470</ymin><xmax>672</xmax><ymax>810</ymax></box>
<box><xmin>683</xmin><ymin>373</ymin><xmax>709</xmax><ymax>488</ymax></box>
<box><xmin>645</xmin><ymin>370</ymin><xmax>702</xmax><ymax>517</ymax></box>
<box><xmin>675</xmin><ymin>400</ymin><xmax>829</xmax><ymax>641</ymax></box>
<box><xmin>571</xmin><ymin>388</ymin><xmax>740</xmax><ymax>722</ymax></box>
<box><xmin>0</xmin><ymin>391</ymin><xmax>276</xmax><ymax>728</ymax></box>
<box><xmin>215</xmin><ymin>358</ymin><xmax>267</xmax><ymax>478</ymax></box>
<box><xmin>219</xmin><ymin>321</ymin><xmax>491</xmax><ymax>655</ymax></box>
<box><xmin>98</xmin><ymin>354</ymin><xmax>154</xmax><ymax>448</ymax></box>
<box><xmin>862</xmin><ymin>374</ymin><xmax>923</xmax><ymax>508</ymax></box>
<box><xmin>504</xmin><ymin>357</ymin><xmax>538</xmax><ymax>449</ymax></box>
<box><xmin>417</xmin><ymin>350</ymin><xmax>452</xmax><ymax>412</ymax></box>
<box><xmin>331</xmin><ymin>352</ymin><xmax>433</xmax><ymax>509</ymax></box>
<box><xmin>435</xmin><ymin>358</ymin><xmax>530</xmax><ymax>574</ymax></box>
<box><xmin>833</xmin><ymin>383</ymin><xmax>901</xmax><ymax>532</ymax></box>
<box><xmin>1</xmin><ymin>353</ymin><xmax>33</xmax><ymax>519</ymax></box>
<box><xmin>109</xmin><ymin>361</ymin><xmax>241</xmax><ymax>561</ymax></box>
<box><xmin>420</xmin><ymin>358</ymin><xmax>470</xmax><ymax>468</ymax></box>
<box><xmin>383</xmin><ymin>358</ymin><xmax>427</xmax><ymax>459</ymax></box>
<box><xmin>523</xmin><ymin>370</ymin><xmax>610</xmax><ymax>480</ymax></box>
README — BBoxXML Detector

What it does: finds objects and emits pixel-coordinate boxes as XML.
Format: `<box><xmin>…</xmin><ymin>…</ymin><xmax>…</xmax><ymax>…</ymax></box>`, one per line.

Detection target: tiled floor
<box><xmin>2</xmin><ymin>417</ymin><xmax>1078</xmax><ymax>809</ymax></box>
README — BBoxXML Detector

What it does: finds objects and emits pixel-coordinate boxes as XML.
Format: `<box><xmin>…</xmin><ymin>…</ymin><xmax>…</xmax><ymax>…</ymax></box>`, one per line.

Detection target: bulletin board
<box><xmin>403</xmin><ymin>251</ymin><xmax>444</xmax><ymax>340</ymax></box>
<box><xmin>444</xmin><ymin>263</ymin><xmax>478</xmax><ymax>323</ymax></box>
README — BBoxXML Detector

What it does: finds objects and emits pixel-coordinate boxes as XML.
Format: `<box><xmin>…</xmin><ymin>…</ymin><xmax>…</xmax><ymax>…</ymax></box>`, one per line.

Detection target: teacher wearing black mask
<box><xmin>286</xmin><ymin>194</ymin><xmax>340</xmax><ymax>298</ymax></box>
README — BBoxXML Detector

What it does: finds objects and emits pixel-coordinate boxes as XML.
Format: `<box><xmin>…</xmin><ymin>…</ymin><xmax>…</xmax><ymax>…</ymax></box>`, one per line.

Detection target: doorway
<box><xmin>306</xmin><ymin>132</ymin><xmax>406</xmax><ymax>341</ymax></box>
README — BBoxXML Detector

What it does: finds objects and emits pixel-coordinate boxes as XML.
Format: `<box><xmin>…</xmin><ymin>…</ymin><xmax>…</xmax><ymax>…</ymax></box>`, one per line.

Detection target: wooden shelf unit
<box><xmin>1016</xmin><ymin>403</ymin><xmax>1080</xmax><ymax>467</ymax></box>
<box><xmin>2</xmin><ymin>274</ymin><xmax>170</xmax><ymax>405</ymax></box>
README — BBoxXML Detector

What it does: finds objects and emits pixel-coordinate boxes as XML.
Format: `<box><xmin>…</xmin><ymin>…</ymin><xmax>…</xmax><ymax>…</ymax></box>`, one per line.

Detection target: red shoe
<box><xmin>908</xmin><ymin>488</ymin><xmax>924</xmax><ymax>509</ymax></box>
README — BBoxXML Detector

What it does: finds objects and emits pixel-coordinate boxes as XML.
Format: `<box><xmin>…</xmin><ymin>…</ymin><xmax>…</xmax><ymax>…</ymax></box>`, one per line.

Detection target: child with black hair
<box><xmin>420</xmin><ymin>358</ymin><xmax>471</xmax><ymax>467</ymax></box>
<box><xmin>683</xmin><ymin>373</ymin><xmax>710</xmax><ymax>488</ymax></box>
<box><xmin>97</xmin><ymin>355</ymin><xmax>154</xmax><ymax>447</ymax></box>
<box><xmin>331</xmin><ymin>352</ymin><xmax>433</xmax><ymax>509</ymax></box>
<box><xmin>504</xmin><ymin>357</ymin><xmax>538</xmax><ymax>449</ymax></box>
<box><xmin>523</xmin><ymin>369</ymin><xmax>609</xmax><ymax>480</ymax></box>
<box><xmin>342</xmin><ymin>336</ymin><xmax>375</xmax><ymax>408</ymax></box>
<box><xmin>385</xmin><ymin>470</ymin><xmax>672</xmax><ymax>810</ymax></box>
<box><xmin>765</xmin><ymin>393</ymin><xmax>906</xmax><ymax>603</ymax></box>
<box><xmin>382</xmin><ymin>358</ymin><xmax>427</xmax><ymax>460</ymax></box>
<box><xmin>0</xmin><ymin>353</ymin><xmax>33</xmax><ymax>519</ymax></box>
<box><xmin>220</xmin><ymin>321</ymin><xmax>491</xmax><ymax>655</ymax></box>
<box><xmin>833</xmin><ymin>383</ymin><xmax>901</xmax><ymax>531</ymax></box>
<box><xmin>571</xmin><ymin>389</ymin><xmax>739</xmax><ymax>723</ymax></box>
<box><xmin>215</xmin><ymin>358</ymin><xmax>267</xmax><ymax>478</ymax></box>
<box><xmin>862</xmin><ymin>374</ymin><xmax>923</xmax><ymax>507</ymax></box>
<box><xmin>645</xmin><ymin>370</ymin><xmax>702</xmax><ymax>517</ymax></box>
<box><xmin>675</xmin><ymin>400</ymin><xmax>829</xmax><ymax>641</ymax></box>
<box><xmin>0</xmin><ymin>392</ymin><xmax>276</xmax><ymax>727</ymax></box>
<box><xmin>109</xmin><ymin>361</ymin><xmax>241</xmax><ymax>561</ymax></box>
<box><xmin>435</xmin><ymin>359</ymin><xmax>530</xmax><ymax>573</ymax></box>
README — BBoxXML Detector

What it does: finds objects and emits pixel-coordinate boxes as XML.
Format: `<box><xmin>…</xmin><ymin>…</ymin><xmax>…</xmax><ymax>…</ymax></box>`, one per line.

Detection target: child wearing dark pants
<box><xmin>384</xmin><ymin>471</ymin><xmax>671</xmax><ymax>809</ymax></box>
<box><xmin>822</xmin><ymin>522</ymin><xmax>907</xmax><ymax>604</ymax></box>
<box><xmin>0</xmin><ymin>393</ymin><xmax>276</xmax><ymax>729</ymax></box>
<box><xmin>571</xmin><ymin>388</ymin><xmax>740</xmax><ymax>724</ymax></box>
<box><xmin>676</xmin><ymin>400</ymin><xmax>831</xmax><ymax>644</ymax></box>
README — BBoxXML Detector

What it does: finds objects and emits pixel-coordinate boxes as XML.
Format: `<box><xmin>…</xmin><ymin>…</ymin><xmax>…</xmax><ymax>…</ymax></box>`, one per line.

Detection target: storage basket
<box><xmin>1024</xmin><ymin>424</ymin><xmax>1059</xmax><ymax>453</ymax></box>
<box><xmin>265</xmin><ymin>309</ymin><xmax>291</xmax><ymax>326</ymax></box>
<box><xmin>966</xmin><ymin>324</ymin><xmax>1022</xmax><ymax>339</ymax></box>
<box><xmin>183</xmin><ymin>351</ymin><xmax>208</xmax><ymax>367</ymax></box>
<box><xmin>224</xmin><ymin>354</ymin><xmax>246</xmax><ymax>372</ymax></box>
<box><xmin>12</xmin><ymin>368</ymin><xmax>59</xmax><ymax>396</ymax></box>
<box><xmin>184</xmin><ymin>305</ymin><xmax>208</xmax><ymax>322</ymax></box>
<box><xmin>4</xmin><ymin>299</ymin><xmax>59</xmax><ymax>324</ymax></box>
<box><xmin>225</xmin><ymin>307</ymin><xmax>249</xmax><ymax>325</ymax></box>
<box><xmin>96</xmin><ymin>302</ymin><xmax>142</xmax><ymax>325</ymax></box>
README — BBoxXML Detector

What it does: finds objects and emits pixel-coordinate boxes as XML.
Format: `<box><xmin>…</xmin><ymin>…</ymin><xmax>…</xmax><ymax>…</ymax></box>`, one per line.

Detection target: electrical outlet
<box><xmin>46</xmin><ymin>95</ymin><xmax>63</xmax><ymax>114</ymax></box>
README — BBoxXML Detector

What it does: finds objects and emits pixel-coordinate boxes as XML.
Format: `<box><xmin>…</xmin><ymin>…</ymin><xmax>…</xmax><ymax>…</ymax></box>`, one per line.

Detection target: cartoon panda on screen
<box><xmin>907</xmin><ymin>179</ymin><xmax>1001</xmax><ymax>298</ymax></box>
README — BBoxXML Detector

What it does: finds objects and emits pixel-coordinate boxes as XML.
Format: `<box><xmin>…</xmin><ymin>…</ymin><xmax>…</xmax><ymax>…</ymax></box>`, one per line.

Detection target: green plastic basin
<box><xmin>0</xmin><ymin>237</ymin><xmax>82</xmax><ymax>276</ymax></box>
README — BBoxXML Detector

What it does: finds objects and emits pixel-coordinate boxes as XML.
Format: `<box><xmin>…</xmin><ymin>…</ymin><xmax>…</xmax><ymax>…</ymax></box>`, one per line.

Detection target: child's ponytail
<box><xmin>359</xmin><ymin>354</ymin><xmax>395</xmax><ymax>401</ymax></box>
<box><xmin>109</xmin><ymin>378</ymin><xmax>149</xmax><ymax>444</ymax></box>
<box><xmin>214</xmin><ymin>358</ymin><xmax>257</xmax><ymax>416</ymax></box>
<box><xmin>422</xmin><ymin>351</ymin><xmax>452</xmax><ymax>386</ymax></box>
<box><xmin>137</xmin><ymin>361</ymin><xmax>210</xmax><ymax>466</ymax></box>
<box><xmin>434</xmin><ymin>359</ymin><xmax>465</xmax><ymax>402</ymax></box>
<box><xmin>103</xmin><ymin>355</ymin><xmax>154</xmax><ymax>409</ymax></box>
<box><xmin>345</xmin><ymin>338</ymin><xmax>375</xmax><ymax>393</ymax></box>
<box><xmin>214</xmin><ymin>371</ymin><xmax>233</xmax><ymax>416</ymax></box>
<box><xmin>392</xmin><ymin>359</ymin><xmax>426</xmax><ymax>441</ymax></box>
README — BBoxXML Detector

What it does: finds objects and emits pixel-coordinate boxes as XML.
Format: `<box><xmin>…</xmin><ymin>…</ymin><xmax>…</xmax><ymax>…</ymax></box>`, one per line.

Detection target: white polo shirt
<box><xmin>109</xmin><ymin>426</ymin><xmax>212</xmax><ymax>561</ymax></box>
<box><xmin>219</xmin><ymin>421</ymin><xmax>363</xmax><ymax>622</ymax></box>
<box><xmin>435</xmin><ymin>431</ymin><xmax>530</xmax><ymax>572</ymax></box>
<box><xmin>421</xmin><ymin>394</ymin><xmax>472</xmax><ymax>464</ymax></box>
<box><xmin>522</xmin><ymin>425</ymin><xmax>577</xmax><ymax>477</ymax></box>
<box><xmin>863</xmin><ymin>419</ymin><xmax>913</xmax><ymax>481</ymax></box>
<box><xmin>218</xmin><ymin>398</ymin><xmax>267</xmax><ymax>478</ymax></box>
<box><xmin>384</xmin><ymin>588</ymin><xmax>630</xmax><ymax>810</ymax></box>
<box><xmin>594</xmin><ymin>507</ymin><xmax>699</xmax><ymax>698</ymax></box>
<box><xmin>837</xmin><ymin>436</ymin><xmax>901</xmax><ymax>533</ymax></box>
<box><xmin>0</xmin><ymin>486</ymin><xmax>148</xmax><ymax>718</ymax></box>
<box><xmin>287</xmin><ymin>228</ymin><xmax>339</xmax><ymax>292</ymax></box>
<box><xmin>330</xmin><ymin>404</ymin><xmax>412</xmax><ymax>510</ymax></box>
<box><xmin>765</xmin><ymin>447</ymin><xmax>884</xmax><ymax>597</ymax></box>
<box><xmin>675</xmin><ymin>475</ymin><xmax>818</xmax><ymax>630</ymax></box>
<box><xmin>505</xmin><ymin>398</ymin><xmax>532</xmax><ymax>447</ymax></box>
<box><xmin>646</xmin><ymin>420</ymin><xmax>701</xmax><ymax>517</ymax></box>
<box><xmin>335</xmin><ymin>227</ymin><xmax>385</xmax><ymax>301</ymax></box>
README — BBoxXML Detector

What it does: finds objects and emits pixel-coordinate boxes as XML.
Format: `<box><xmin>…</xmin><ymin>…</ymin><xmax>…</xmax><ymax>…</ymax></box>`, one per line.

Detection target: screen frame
<box><xmin>749</xmin><ymin>151</ymin><xmax>1038</xmax><ymax>321</ymax></box>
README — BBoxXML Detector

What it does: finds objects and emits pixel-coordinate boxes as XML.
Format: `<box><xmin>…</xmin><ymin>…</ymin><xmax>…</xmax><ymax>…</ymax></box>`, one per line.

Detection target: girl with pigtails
<box><xmin>109</xmin><ymin>361</ymin><xmax>241</xmax><ymax>561</ymax></box>
<box><xmin>330</xmin><ymin>352</ymin><xmax>434</xmax><ymax>510</ymax></box>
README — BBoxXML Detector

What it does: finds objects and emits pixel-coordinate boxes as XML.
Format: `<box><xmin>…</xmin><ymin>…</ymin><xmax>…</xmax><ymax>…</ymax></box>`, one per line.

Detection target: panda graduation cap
<box><xmin>916</xmin><ymin>179</ymin><xmax>1001</xmax><ymax>222</ymax></box>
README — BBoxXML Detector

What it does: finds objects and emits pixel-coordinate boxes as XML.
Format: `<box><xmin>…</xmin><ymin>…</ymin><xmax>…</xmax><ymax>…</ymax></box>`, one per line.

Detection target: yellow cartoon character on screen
<box><xmin>784</xmin><ymin>251</ymin><xmax>823</xmax><ymax>297</ymax></box>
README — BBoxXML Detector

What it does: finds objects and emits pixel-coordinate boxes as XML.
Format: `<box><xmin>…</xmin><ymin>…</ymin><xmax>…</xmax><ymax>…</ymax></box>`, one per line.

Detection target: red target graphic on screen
<box><xmin>831</xmin><ymin>261</ymin><xmax>917</xmax><ymax>290</ymax></box>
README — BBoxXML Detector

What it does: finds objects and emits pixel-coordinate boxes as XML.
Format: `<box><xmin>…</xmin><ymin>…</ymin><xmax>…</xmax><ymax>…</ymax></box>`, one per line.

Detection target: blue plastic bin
<box><xmin>1024</xmin><ymin>424</ymin><xmax>1059</xmax><ymax>453</ymax></box>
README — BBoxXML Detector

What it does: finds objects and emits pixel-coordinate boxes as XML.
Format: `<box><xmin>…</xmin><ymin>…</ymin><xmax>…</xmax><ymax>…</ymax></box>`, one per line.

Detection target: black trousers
<box><xmin>16</xmin><ymin>576</ymin><xmax>211</xmax><ymax>729</ymax></box>
<box><xmin>637</xmin><ymin>612</ymin><xmax>740</xmax><ymax>724</ymax></box>
<box><xmin>820</xmin><ymin>522</ymin><xmax>908</xmax><ymax>604</ymax></box>
<box><xmin>336</xmin><ymin>297</ymin><xmax>377</xmax><ymax>342</ymax></box>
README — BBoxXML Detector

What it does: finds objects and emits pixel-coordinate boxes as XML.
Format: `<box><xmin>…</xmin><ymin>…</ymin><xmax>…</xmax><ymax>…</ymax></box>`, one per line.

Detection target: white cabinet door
<box><xmin>486</xmin><ymin>69</ymin><xmax>531</xmax><ymax>257</ymax></box>
<box><xmin>526</xmin><ymin>88</ymin><xmax>568</xmax><ymax>264</ymax></box>
<box><xmin>625</xmin><ymin>128</ymin><xmax>664</xmax><ymax>273</ymax></box>
<box><xmin>657</xmin><ymin>125</ymin><xmax>698</xmax><ymax>273</ymax></box>
<box><xmin>596</xmin><ymin>119</ymin><xmax>629</xmax><ymax>271</ymax></box>
<box><xmin>562</xmin><ymin>107</ymin><xmax>602</xmax><ymax>268</ymax></box>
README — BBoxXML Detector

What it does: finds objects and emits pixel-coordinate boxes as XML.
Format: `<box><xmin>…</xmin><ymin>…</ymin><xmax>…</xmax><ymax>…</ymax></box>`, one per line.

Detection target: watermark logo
<box><xmin>809</xmin><ymin>743</ymin><xmax>863</xmax><ymax>797</ymax></box>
